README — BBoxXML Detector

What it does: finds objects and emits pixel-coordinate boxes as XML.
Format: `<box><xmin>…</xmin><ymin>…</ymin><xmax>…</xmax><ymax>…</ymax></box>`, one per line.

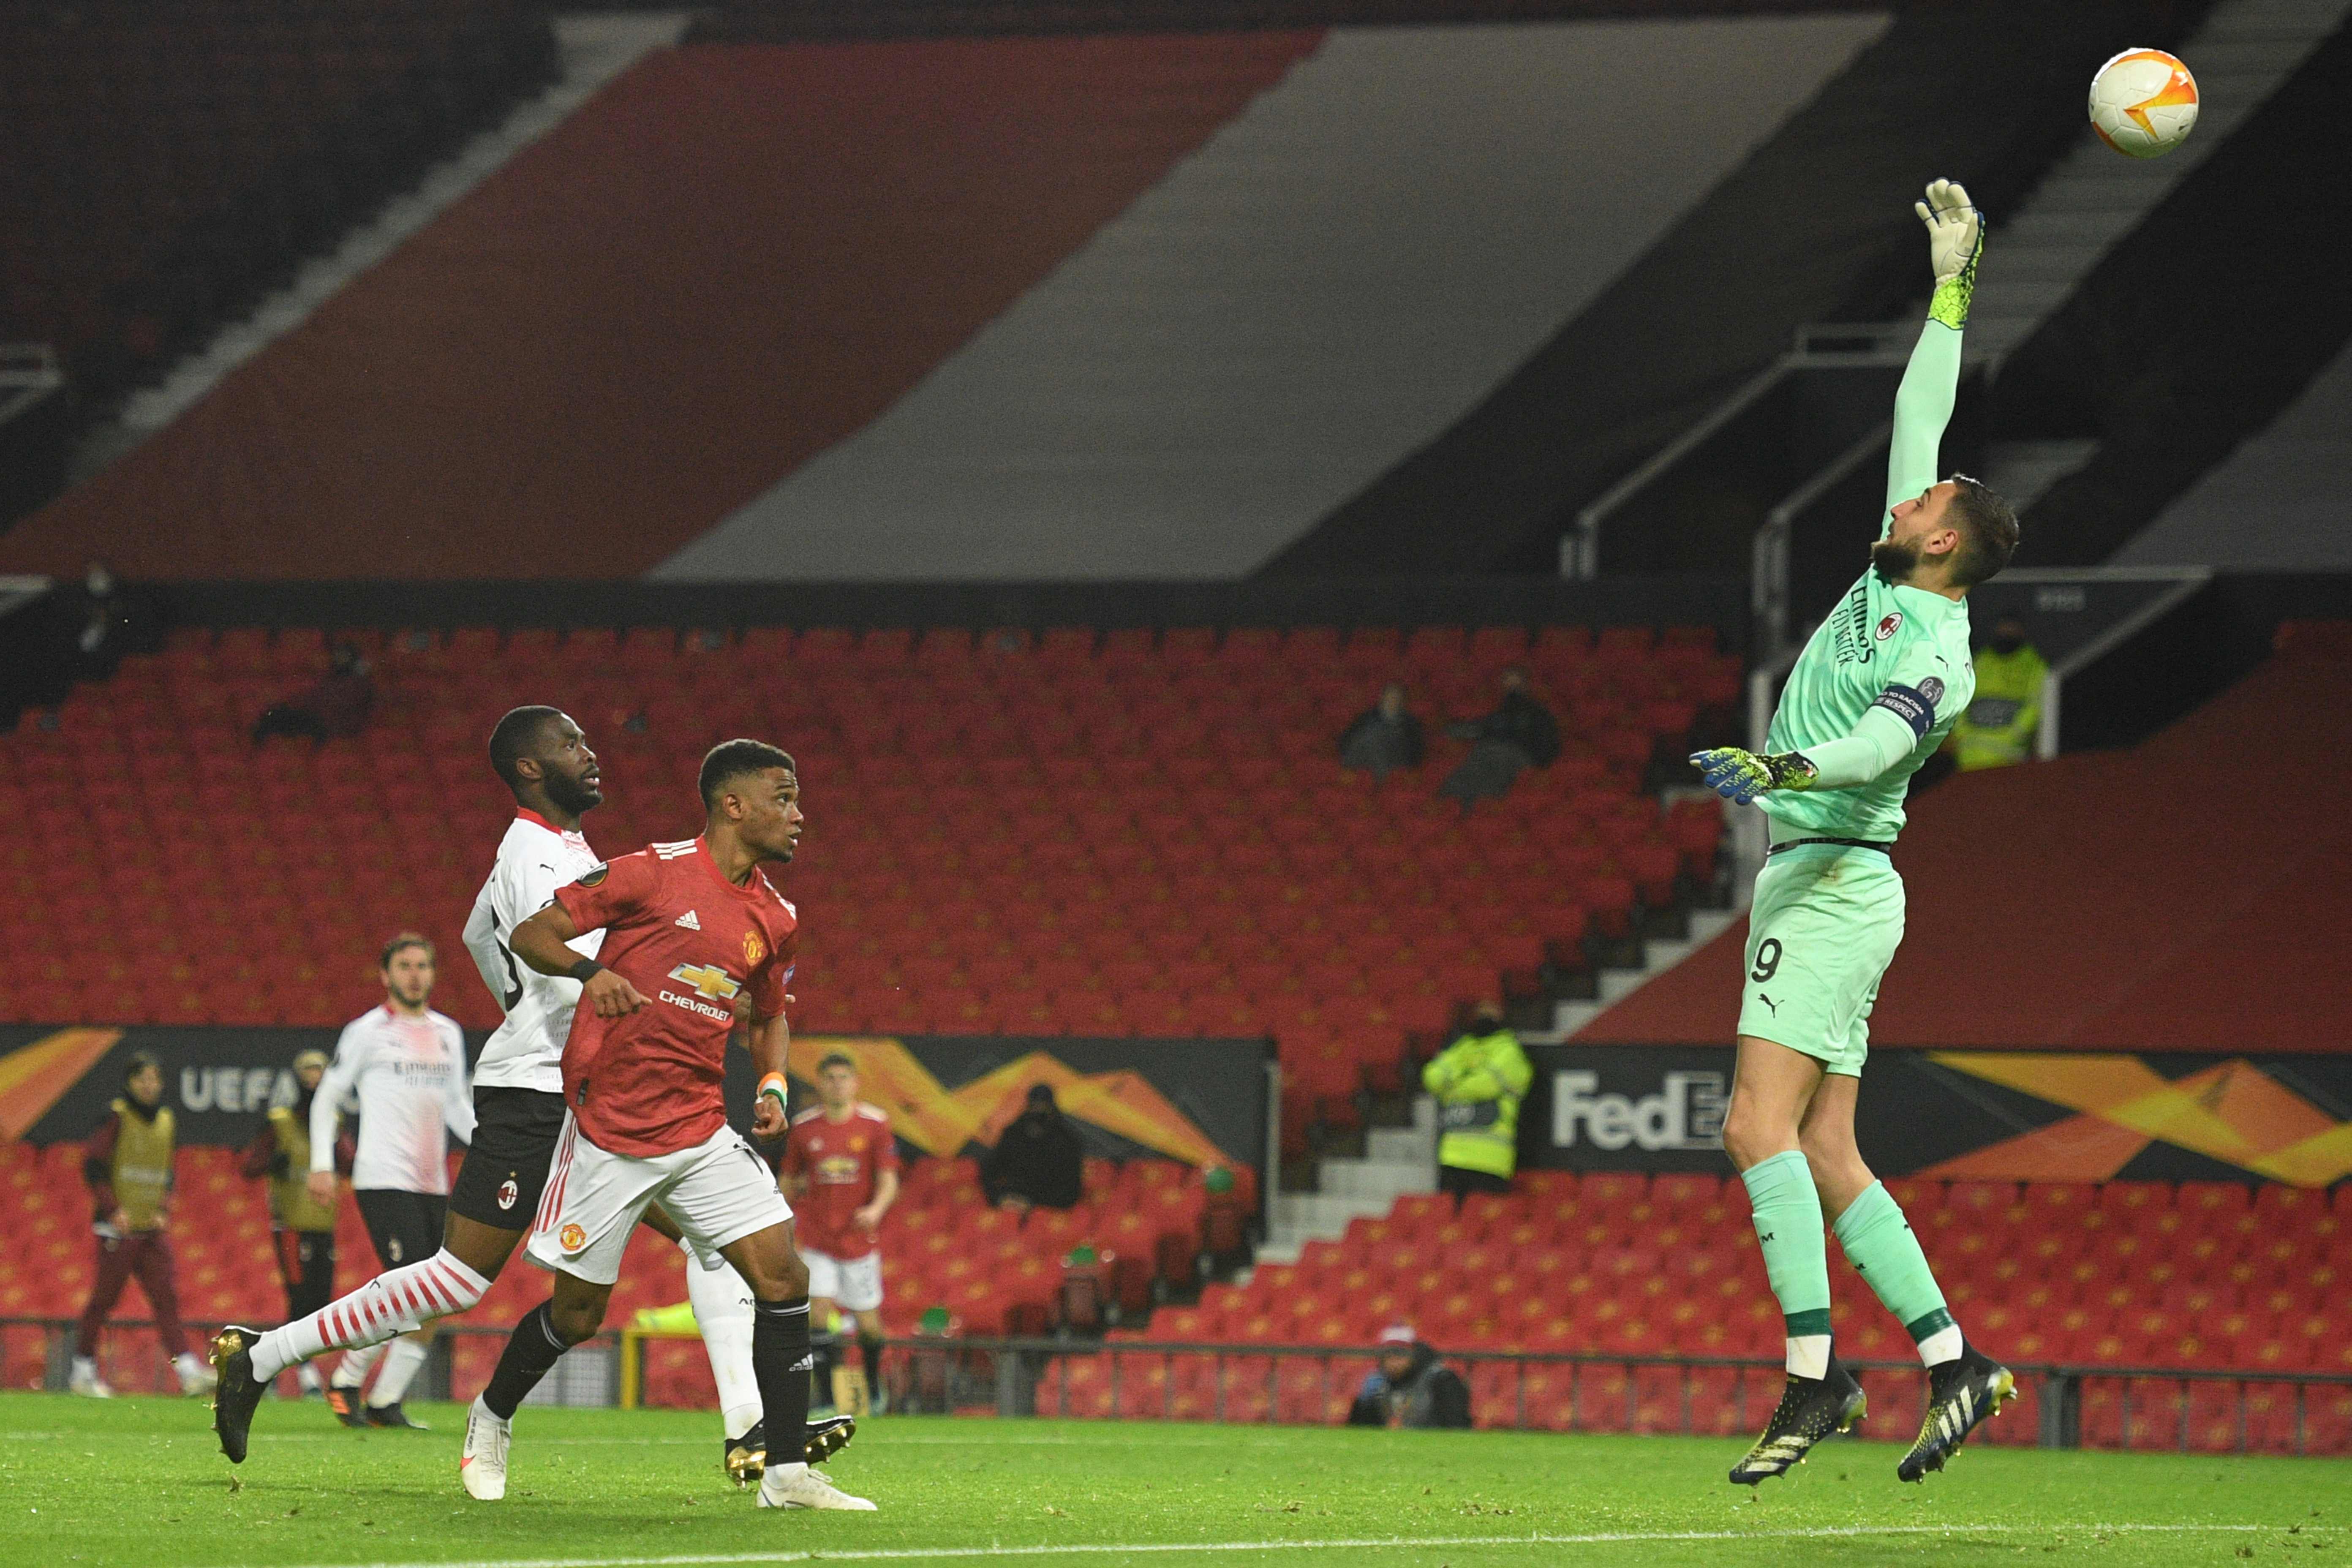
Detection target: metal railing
<box><xmin>1994</xmin><ymin>566</ymin><xmax>2213</xmax><ymax>760</ymax></box>
<box><xmin>0</xmin><ymin>344</ymin><xmax>63</xmax><ymax>427</ymax></box>
<box><xmin>0</xmin><ymin>1317</ymin><xmax>618</xmax><ymax>1408</ymax></box>
<box><xmin>995</xmin><ymin>1339</ymin><xmax>2352</xmax><ymax>1456</ymax></box>
<box><xmin>23</xmin><ymin>1318</ymin><xmax>2345</xmax><ymax>1456</ymax></box>
<box><xmin>1565</xmin><ymin>323</ymin><xmax>1919</xmax><ymax>582</ymax></box>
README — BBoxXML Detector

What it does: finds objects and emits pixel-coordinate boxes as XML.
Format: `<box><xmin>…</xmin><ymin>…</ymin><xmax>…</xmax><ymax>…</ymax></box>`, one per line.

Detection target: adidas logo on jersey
<box><xmin>674</xmin><ymin>910</ymin><xmax>701</xmax><ymax>930</ymax></box>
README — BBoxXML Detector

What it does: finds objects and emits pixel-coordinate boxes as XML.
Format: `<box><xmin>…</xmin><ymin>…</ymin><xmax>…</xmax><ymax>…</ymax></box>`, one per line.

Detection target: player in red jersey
<box><xmin>464</xmin><ymin>741</ymin><xmax>870</xmax><ymax>1509</ymax></box>
<box><xmin>781</xmin><ymin>1053</ymin><xmax>898</xmax><ymax>1413</ymax></box>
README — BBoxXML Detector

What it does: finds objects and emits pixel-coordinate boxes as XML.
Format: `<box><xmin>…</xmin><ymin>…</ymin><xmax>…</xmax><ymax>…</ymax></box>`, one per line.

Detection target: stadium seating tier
<box><xmin>0</xmin><ymin>622</ymin><xmax>1737</xmax><ymax>1135</ymax></box>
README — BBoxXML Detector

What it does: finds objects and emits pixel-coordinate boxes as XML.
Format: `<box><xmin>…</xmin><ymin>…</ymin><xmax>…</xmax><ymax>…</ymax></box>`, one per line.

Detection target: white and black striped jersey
<box><xmin>313</xmin><ymin>1005</ymin><xmax>474</xmax><ymax>1194</ymax></box>
<box><xmin>461</xmin><ymin>810</ymin><xmax>607</xmax><ymax>1095</ymax></box>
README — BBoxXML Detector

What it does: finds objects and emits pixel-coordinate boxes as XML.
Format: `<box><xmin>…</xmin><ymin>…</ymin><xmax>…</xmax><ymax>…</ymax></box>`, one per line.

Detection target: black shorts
<box><xmin>273</xmin><ymin>1228</ymin><xmax>338</xmax><ymax>1319</ymax></box>
<box><xmin>354</xmin><ymin>1188</ymin><xmax>447</xmax><ymax>1271</ymax></box>
<box><xmin>447</xmin><ymin>1086</ymin><xmax>568</xmax><ymax>1230</ymax></box>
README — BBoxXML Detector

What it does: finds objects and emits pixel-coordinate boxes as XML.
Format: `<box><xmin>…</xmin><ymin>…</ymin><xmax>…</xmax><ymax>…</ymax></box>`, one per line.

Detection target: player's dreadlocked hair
<box><xmin>1945</xmin><ymin>474</ymin><xmax>2020</xmax><ymax>588</ymax></box>
<box><xmin>488</xmin><ymin>705</ymin><xmax>566</xmax><ymax>791</ymax></box>
<box><xmin>698</xmin><ymin>738</ymin><xmax>797</xmax><ymax>811</ymax></box>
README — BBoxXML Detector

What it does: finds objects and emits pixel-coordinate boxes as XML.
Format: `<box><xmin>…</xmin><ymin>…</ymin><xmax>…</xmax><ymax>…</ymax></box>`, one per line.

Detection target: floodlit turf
<box><xmin>0</xmin><ymin>1392</ymin><xmax>2343</xmax><ymax>1567</ymax></box>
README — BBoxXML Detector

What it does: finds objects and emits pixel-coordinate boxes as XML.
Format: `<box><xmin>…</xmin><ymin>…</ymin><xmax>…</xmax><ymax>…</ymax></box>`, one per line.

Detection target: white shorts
<box><xmin>525</xmin><ymin>1113</ymin><xmax>792</xmax><ymax>1287</ymax></box>
<box><xmin>804</xmin><ymin>1248</ymin><xmax>884</xmax><ymax>1313</ymax></box>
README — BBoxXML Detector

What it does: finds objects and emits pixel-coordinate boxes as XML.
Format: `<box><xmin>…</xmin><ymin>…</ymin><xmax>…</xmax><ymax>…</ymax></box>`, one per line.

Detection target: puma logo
<box><xmin>1758</xmin><ymin>994</ymin><xmax>1780</xmax><ymax>1016</ymax></box>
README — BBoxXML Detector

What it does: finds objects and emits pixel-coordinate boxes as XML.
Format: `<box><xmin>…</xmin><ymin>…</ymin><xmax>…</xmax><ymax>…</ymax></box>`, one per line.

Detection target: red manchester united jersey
<box><xmin>782</xmin><ymin>1104</ymin><xmax>897</xmax><ymax>1260</ymax></box>
<box><xmin>552</xmin><ymin>836</ymin><xmax>798</xmax><ymax>1158</ymax></box>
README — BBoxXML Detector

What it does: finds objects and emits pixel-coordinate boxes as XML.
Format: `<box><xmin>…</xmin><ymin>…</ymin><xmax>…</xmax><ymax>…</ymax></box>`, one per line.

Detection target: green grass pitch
<box><xmin>0</xmin><ymin>1391</ymin><xmax>2342</xmax><ymax>1567</ymax></box>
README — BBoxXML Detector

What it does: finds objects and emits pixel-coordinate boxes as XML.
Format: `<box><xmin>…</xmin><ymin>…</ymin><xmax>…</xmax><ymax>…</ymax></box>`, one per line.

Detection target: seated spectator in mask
<box><xmin>1345</xmin><ymin>1325</ymin><xmax>1471</xmax><ymax>1429</ymax></box>
<box><xmin>252</xmin><ymin>640</ymin><xmax>374</xmax><ymax>746</ymax></box>
<box><xmin>1440</xmin><ymin>667</ymin><xmax>1559</xmax><ymax>805</ymax></box>
<box><xmin>1337</xmin><ymin>683</ymin><xmax>1426</xmax><ymax>779</ymax></box>
<box><xmin>982</xmin><ymin>1085</ymin><xmax>1084</xmax><ymax>1212</ymax></box>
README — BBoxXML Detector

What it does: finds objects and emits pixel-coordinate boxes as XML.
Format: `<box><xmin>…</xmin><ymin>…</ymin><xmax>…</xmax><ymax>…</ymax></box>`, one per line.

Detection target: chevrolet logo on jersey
<box><xmin>668</xmin><ymin>964</ymin><xmax>740</xmax><ymax>1002</ymax></box>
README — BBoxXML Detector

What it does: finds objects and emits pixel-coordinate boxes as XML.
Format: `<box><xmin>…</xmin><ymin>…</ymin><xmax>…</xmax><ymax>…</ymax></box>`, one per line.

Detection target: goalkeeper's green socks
<box><xmin>1739</xmin><ymin>1150</ymin><xmax>1833</xmax><ymax>1379</ymax></box>
<box><xmin>1832</xmin><ymin>1180</ymin><xmax>1963</xmax><ymax>1366</ymax></box>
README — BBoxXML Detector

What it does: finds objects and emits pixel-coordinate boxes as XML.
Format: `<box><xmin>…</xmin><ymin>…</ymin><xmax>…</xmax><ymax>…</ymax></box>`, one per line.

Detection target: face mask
<box><xmin>1990</xmin><ymin>634</ymin><xmax>2024</xmax><ymax>656</ymax></box>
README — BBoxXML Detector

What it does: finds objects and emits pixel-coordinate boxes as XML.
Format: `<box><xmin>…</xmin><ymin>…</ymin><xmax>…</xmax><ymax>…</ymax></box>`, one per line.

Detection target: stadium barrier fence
<box><xmin>18</xmin><ymin>1318</ymin><xmax>2346</xmax><ymax>1457</ymax></box>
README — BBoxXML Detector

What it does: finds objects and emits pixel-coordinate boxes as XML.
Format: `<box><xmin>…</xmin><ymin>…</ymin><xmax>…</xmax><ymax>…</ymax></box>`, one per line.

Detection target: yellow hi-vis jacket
<box><xmin>1422</xmin><ymin>1027</ymin><xmax>1533</xmax><ymax>1179</ymax></box>
<box><xmin>1953</xmin><ymin>643</ymin><xmax>2050</xmax><ymax>771</ymax></box>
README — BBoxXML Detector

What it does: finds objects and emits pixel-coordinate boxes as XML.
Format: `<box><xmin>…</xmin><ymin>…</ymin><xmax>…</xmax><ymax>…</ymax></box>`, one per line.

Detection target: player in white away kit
<box><xmin>308</xmin><ymin>934</ymin><xmax>474</xmax><ymax>1429</ymax></box>
<box><xmin>212</xmin><ymin>707</ymin><xmax>852</xmax><ymax>1473</ymax></box>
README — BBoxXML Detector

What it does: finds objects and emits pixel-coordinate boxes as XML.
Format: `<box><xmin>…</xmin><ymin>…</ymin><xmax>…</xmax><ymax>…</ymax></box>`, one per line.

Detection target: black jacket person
<box><xmin>982</xmin><ymin>1085</ymin><xmax>1084</xmax><ymax>1211</ymax></box>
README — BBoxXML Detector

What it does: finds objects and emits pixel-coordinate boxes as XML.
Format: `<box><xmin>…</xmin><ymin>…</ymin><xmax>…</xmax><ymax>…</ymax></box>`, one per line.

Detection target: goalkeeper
<box><xmin>1690</xmin><ymin>180</ymin><xmax>2020</xmax><ymax>1488</ymax></box>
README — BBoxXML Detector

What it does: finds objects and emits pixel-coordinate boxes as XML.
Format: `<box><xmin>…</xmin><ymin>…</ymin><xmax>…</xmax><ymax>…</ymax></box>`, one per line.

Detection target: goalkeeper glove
<box><xmin>1917</xmin><ymin>177</ymin><xmax>1982</xmax><ymax>329</ymax></box>
<box><xmin>1689</xmin><ymin>746</ymin><xmax>1820</xmax><ymax>806</ymax></box>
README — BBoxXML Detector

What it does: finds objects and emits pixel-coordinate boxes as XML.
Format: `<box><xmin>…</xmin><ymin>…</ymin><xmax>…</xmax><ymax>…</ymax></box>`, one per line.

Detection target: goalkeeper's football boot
<box><xmin>1898</xmin><ymin>1346</ymin><xmax>2015</xmax><ymax>1482</ymax></box>
<box><xmin>460</xmin><ymin>1396</ymin><xmax>510</xmax><ymax>1502</ymax></box>
<box><xmin>365</xmin><ymin>1400</ymin><xmax>430</xmax><ymax>1430</ymax></box>
<box><xmin>324</xmin><ymin>1385</ymin><xmax>369</xmax><ymax>1428</ymax></box>
<box><xmin>207</xmin><ymin>1325</ymin><xmax>267</xmax><ymax>1465</ymax></box>
<box><xmin>758</xmin><ymin>1463</ymin><xmax>877</xmax><ymax>1511</ymax></box>
<box><xmin>1729</xmin><ymin>1360</ymin><xmax>1867</xmax><ymax>1485</ymax></box>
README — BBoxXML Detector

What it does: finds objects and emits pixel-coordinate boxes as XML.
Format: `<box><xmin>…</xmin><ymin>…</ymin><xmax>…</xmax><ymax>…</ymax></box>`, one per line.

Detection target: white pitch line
<box><xmin>3</xmin><ymin>1431</ymin><xmax>1269</xmax><ymax>1449</ymax></box>
<box><xmin>275</xmin><ymin>1522</ymin><xmax>2326</xmax><ymax>1568</ymax></box>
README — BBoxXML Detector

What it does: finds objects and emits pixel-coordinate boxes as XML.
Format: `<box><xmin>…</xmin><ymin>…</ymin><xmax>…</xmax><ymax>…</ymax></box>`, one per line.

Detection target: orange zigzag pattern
<box><xmin>1921</xmin><ymin>1053</ymin><xmax>2351</xmax><ymax>1187</ymax></box>
<box><xmin>0</xmin><ymin>1029</ymin><xmax>125</xmax><ymax>1142</ymax></box>
<box><xmin>786</xmin><ymin>1035</ymin><xmax>1229</xmax><ymax>1168</ymax></box>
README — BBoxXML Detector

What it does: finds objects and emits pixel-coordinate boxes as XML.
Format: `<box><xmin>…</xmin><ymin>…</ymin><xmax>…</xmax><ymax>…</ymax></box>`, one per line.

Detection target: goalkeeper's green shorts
<box><xmin>1738</xmin><ymin>842</ymin><xmax>1906</xmax><ymax>1077</ymax></box>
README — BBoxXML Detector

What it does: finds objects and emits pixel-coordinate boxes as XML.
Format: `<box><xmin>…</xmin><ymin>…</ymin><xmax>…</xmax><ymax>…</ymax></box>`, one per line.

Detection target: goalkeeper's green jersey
<box><xmin>1759</xmin><ymin>314</ymin><xmax>1977</xmax><ymax>844</ymax></box>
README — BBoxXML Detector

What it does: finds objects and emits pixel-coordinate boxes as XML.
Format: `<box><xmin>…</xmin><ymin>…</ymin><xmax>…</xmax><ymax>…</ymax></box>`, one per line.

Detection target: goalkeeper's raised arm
<box><xmin>1885</xmin><ymin>179</ymin><xmax>1981</xmax><ymax>536</ymax></box>
<box><xmin>1691</xmin><ymin>179</ymin><xmax>2017</xmax><ymax>813</ymax></box>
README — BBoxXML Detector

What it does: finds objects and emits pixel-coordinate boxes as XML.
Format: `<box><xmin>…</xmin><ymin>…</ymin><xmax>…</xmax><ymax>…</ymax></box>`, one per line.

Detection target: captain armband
<box><xmin>1870</xmin><ymin>678</ymin><xmax>1946</xmax><ymax>739</ymax></box>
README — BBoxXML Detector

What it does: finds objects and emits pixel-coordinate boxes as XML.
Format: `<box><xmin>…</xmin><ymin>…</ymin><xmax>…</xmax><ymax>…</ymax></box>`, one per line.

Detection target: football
<box><xmin>2089</xmin><ymin>47</ymin><xmax>2200</xmax><ymax>158</ymax></box>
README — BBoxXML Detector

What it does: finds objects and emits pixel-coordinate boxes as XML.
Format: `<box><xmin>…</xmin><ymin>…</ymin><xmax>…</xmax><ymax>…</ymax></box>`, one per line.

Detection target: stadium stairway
<box><xmin>1992</xmin><ymin>8</ymin><xmax>2352</xmax><ymax>565</ymax></box>
<box><xmin>2115</xmin><ymin>326</ymin><xmax>2352</xmax><ymax>569</ymax></box>
<box><xmin>1263</xmin><ymin>2</ymin><xmax>2194</xmax><ymax>578</ymax></box>
<box><xmin>69</xmin><ymin>13</ymin><xmax>691</xmax><ymax>487</ymax></box>
<box><xmin>1540</xmin><ymin>900</ymin><xmax>1743</xmax><ymax>1040</ymax></box>
<box><xmin>1974</xmin><ymin>0</ymin><xmax>2352</xmax><ymax>511</ymax></box>
<box><xmin>1256</xmin><ymin>1096</ymin><xmax>1435</xmax><ymax>1263</ymax></box>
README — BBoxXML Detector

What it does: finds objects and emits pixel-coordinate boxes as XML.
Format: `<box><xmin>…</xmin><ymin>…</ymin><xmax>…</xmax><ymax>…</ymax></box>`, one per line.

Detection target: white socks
<box><xmin>370</xmin><ymin>1335</ymin><xmax>430</xmax><ymax>1407</ymax></box>
<box><xmin>333</xmin><ymin>1339</ymin><xmax>385</xmax><ymax>1389</ymax></box>
<box><xmin>1786</xmin><ymin>1334</ymin><xmax>1832</xmax><ymax>1381</ymax></box>
<box><xmin>683</xmin><ymin>1236</ymin><xmax>761</xmax><ymax>1440</ymax></box>
<box><xmin>251</xmin><ymin>1249</ymin><xmax>489</xmax><ymax>1382</ymax></box>
<box><xmin>1917</xmin><ymin>1323</ymin><xmax>1965</xmax><ymax>1368</ymax></box>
